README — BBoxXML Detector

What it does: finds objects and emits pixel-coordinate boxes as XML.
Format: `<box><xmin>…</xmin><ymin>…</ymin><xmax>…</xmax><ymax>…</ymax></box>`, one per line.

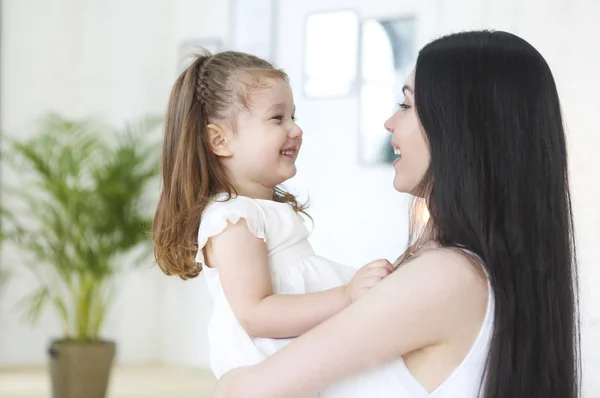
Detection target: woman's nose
<box><xmin>384</xmin><ymin>118</ymin><xmax>393</xmax><ymax>134</ymax></box>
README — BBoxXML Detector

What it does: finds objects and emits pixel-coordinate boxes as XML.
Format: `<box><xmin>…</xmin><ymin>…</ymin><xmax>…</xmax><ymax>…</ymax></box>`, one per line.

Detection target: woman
<box><xmin>213</xmin><ymin>30</ymin><xmax>580</xmax><ymax>398</ymax></box>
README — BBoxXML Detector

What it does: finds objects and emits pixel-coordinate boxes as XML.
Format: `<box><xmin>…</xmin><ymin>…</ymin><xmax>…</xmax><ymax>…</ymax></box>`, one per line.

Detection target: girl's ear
<box><xmin>206</xmin><ymin>124</ymin><xmax>233</xmax><ymax>157</ymax></box>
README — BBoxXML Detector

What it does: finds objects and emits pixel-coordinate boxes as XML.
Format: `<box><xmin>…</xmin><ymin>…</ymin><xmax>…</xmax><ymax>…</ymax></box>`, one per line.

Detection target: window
<box><xmin>302</xmin><ymin>12</ymin><xmax>416</xmax><ymax>165</ymax></box>
<box><xmin>359</xmin><ymin>18</ymin><xmax>416</xmax><ymax>165</ymax></box>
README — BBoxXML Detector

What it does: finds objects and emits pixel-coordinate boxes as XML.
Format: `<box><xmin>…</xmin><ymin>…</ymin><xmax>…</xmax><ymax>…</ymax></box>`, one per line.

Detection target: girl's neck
<box><xmin>232</xmin><ymin>185</ymin><xmax>273</xmax><ymax>201</ymax></box>
<box><xmin>225</xmin><ymin>170</ymin><xmax>274</xmax><ymax>200</ymax></box>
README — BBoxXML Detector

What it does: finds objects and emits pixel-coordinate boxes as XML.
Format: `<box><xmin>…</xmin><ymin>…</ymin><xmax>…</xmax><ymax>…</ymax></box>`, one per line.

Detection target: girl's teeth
<box><xmin>393</xmin><ymin>148</ymin><xmax>402</xmax><ymax>156</ymax></box>
<box><xmin>281</xmin><ymin>150</ymin><xmax>294</xmax><ymax>156</ymax></box>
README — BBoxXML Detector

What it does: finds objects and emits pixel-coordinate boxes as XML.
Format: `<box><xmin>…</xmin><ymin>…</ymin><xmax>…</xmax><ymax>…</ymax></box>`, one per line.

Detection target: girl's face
<box><xmin>213</xmin><ymin>77</ymin><xmax>303</xmax><ymax>198</ymax></box>
<box><xmin>384</xmin><ymin>71</ymin><xmax>430</xmax><ymax>194</ymax></box>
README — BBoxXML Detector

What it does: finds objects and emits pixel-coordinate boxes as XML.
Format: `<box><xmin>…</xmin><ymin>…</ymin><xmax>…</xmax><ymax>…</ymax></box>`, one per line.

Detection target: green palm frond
<box><xmin>0</xmin><ymin>112</ymin><xmax>162</xmax><ymax>341</ymax></box>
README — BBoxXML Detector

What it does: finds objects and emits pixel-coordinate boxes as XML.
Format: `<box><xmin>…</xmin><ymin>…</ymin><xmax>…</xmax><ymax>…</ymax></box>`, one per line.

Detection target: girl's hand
<box><xmin>346</xmin><ymin>259</ymin><xmax>393</xmax><ymax>302</ymax></box>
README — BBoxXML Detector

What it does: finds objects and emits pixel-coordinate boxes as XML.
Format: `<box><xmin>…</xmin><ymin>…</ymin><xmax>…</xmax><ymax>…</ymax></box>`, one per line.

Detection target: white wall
<box><xmin>0</xmin><ymin>0</ymin><xmax>230</xmax><ymax>367</ymax></box>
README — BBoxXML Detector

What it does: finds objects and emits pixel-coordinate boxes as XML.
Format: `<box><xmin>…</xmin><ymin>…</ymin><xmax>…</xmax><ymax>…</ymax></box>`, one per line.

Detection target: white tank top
<box><xmin>321</xmin><ymin>249</ymin><xmax>495</xmax><ymax>398</ymax></box>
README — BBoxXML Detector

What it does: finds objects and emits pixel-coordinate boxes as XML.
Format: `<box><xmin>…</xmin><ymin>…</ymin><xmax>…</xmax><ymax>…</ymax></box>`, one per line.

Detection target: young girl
<box><xmin>151</xmin><ymin>50</ymin><xmax>392</xmax><ymax>381</ymax></box>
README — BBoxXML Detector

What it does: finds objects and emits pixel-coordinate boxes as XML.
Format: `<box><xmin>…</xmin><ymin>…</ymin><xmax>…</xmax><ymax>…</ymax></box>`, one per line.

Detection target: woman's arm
<box><xmin>214</xmin><ymin>249</ymin><xmax>487</xmax><ymax>398</ymax></box>
<box><xmin>206</xmin><ymin>219</ymin><xmax>353</xmax><ymax>338</ymax></box>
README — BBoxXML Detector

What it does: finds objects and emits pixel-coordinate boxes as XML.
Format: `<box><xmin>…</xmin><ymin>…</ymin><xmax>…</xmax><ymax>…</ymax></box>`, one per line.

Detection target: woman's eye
<box><xmin>271</xmin><ymin>115</ymin><xmax>284</xmax><ymax>121</ymax></box>
<box><xmin>398</xmin><ymin>103</ymin><xmax>411</xmax><ymax>110</ymax></box>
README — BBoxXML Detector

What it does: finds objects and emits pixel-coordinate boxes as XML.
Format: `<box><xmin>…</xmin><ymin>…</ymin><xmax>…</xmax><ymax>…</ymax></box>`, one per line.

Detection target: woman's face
<box><xmin>384</xmin><ymin>71</ymin><xmax>430</xmax><ymax>194</ymax></box>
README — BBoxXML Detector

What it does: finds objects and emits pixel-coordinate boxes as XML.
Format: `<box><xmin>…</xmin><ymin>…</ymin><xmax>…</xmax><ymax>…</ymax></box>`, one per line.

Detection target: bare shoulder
<box><xmin>409</xmin><ymin>247</ymin><xmax>488</xmax><ymax>289</ymax></box>
<box><xmin>388</xmin><ymin>247</ymin><xmax>489</xmax><ymax>339</ymax></box>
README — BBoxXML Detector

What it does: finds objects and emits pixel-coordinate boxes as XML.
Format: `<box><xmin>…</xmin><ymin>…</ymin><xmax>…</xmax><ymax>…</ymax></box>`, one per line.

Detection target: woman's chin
<box><xmin>392</xmin><ymin>178</ymin><xmax>411</xmax><ymax>194</ymax></box>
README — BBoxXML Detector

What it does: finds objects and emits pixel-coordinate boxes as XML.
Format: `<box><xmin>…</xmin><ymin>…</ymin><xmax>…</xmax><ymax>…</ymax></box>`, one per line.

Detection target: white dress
<box><xmin>197</xmin><ymin>193</ymin><xmax>356</xmax><ymax>380</ymax></box>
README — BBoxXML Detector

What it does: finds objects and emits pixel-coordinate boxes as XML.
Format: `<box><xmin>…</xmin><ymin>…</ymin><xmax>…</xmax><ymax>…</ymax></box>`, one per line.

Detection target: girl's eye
<box><xmin>272</xmin><ymin>115</ymin><xmax>297</xmax><ymax>122</ymax></box>
<box><xmin>398</xmin><ymin>103</ymin><xmax>411</xmax><ymax>110</ymax></box>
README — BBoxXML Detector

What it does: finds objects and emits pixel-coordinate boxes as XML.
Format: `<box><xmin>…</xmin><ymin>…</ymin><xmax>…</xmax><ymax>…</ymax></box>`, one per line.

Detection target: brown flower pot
<box><xmin>48</xmin><ymin>339</ymin><xmax>116</xmax><ymax>398</ymax></box>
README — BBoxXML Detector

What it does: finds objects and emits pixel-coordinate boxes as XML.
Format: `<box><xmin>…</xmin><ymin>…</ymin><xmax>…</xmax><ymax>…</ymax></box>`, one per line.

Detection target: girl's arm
<box><xmin>214</xmin><ymin>249</ymin><xmax>488</xmax><ymax>398</ymax></box>
<box><xmin>205</xmin><ymin>219</ymin><xmax>354</xmax><ymax>338</ymax></box>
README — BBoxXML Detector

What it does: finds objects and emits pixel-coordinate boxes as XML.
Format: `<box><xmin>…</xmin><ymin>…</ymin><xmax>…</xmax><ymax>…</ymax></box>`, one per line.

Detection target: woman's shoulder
<box><xmin>387</xmin><ymin>247</ymin><xmax>489</xmax><ymax>330</ymax></box>
<box><xmin>411</xmin><ymin>247</ymin><xmax>489</xmax><ymax>323</ymax></box>
<box><xmin>406</xmin><ymin>247</ymin><xmax>488</xmax><ymax>298</ymax></box>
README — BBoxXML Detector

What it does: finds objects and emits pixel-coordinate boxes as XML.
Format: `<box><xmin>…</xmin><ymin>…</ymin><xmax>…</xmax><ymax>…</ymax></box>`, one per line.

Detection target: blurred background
<box><xmin>0</xmin><ymin>0</ymin><xmax>598</xmax><ymax>397</ymax></box>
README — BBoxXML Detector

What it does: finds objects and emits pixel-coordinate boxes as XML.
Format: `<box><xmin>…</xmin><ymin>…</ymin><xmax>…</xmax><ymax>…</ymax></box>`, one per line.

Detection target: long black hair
<box><xmin>412</xmin><ymin>30</ymin><xmax>579</xmax><ymax>398</ymax></box>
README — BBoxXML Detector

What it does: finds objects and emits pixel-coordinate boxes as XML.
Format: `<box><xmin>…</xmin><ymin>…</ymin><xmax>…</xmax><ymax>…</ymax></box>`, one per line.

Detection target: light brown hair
<box><xmin>152</xmin><ymin>50</ymin><xmax>306</xmax><ymax>279</ymax></box>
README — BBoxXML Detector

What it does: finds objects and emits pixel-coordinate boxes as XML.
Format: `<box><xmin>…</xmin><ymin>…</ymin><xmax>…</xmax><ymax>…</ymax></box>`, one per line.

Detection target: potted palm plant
<box><xmin>0</xmin><ymin>113</ymin><xmax>161</xmax><ymax>398</ymax></box>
